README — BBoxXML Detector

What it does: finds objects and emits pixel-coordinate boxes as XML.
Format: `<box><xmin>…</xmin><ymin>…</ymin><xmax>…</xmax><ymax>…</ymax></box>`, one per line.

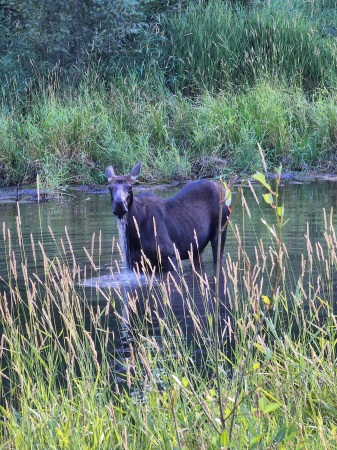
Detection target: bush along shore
<box><xmin>0</xmin><ymin>169</ymin><xmax>337</xmax><ymax>448</ymax></box>
<box><xmin>0</xmin><ymin>0</ymin><xmax>337</xmax><ymax>189</ymax></box>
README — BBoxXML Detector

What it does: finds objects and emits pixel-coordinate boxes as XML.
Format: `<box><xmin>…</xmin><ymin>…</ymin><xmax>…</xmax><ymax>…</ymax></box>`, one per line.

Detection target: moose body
<box><xmin>106</xmin><ymin>163</ymin><xmax>230</xmax><ymax>271</ymax></box>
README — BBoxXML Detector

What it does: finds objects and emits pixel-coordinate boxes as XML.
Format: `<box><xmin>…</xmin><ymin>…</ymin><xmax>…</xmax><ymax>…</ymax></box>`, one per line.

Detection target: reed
<box><xmin>0</xmin><ymin>171</ymin><xmax>336</xmax><ymax>448</ymax></box>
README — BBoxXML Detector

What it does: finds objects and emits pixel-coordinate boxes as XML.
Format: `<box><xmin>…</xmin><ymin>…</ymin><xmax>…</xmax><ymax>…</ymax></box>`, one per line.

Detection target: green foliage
<box><xmin>143</xmin><ymin>0</ymin><xmax>337</xmax><ymax>93</ymax></box>
<box><xmin>144</xmin><ymin>0</ymin><xmax>245</xmax><ymax>93</ymax></box>
<box><xmin>0</xmin><ymin>0</ymin><xmax>143</xmax><ymax>92</ymax></box>
<box><xmin>0</xmin><ymin>0</ymin><xmax>337</xmax><ymax>186</ymax></box>
<box><xmin>1</xmin><ymin>0</ymin><xmax>337</xmax><ymax>97</ymax></box>
<box><xmin>1</xmin><ymin>76</ymin><xmax>337</xmax><ymax>187</ymax></box>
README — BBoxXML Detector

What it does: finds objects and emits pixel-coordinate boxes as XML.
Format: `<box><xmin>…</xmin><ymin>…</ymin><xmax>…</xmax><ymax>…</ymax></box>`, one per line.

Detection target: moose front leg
<box><xmin>211</xmin><ymin>228</ymin><xmax>227</xmax><ymax>274</ymax></box>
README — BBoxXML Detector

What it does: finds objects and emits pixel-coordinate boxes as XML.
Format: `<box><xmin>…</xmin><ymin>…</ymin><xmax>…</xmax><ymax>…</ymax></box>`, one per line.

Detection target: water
<box><xmin>0</xmin><ymin>178</ymin><xmax>337</xmax><ymax>384</ymax></box>
<box><xmin>1</xmin><ymin>180</ymin><xmax>336</xmax><ymax>280</ymax></box>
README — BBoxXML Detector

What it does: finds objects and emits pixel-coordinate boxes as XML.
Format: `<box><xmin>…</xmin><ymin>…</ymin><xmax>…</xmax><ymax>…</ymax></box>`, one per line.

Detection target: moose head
<box><xmin>105</xmin><ymin>162</ymin><xmax>142</xmax><ymax>219</ymax></box>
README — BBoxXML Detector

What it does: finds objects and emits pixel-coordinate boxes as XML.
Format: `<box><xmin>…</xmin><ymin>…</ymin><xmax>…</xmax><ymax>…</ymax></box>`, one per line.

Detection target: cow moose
<box><xmin>106</xmin><ymin>162</ymin><xmax>230</xmax><ymax>272</ymax></box>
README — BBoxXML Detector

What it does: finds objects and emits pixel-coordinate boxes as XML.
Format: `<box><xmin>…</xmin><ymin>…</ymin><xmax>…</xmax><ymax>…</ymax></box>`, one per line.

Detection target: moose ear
<box><xmin>129</xmin><ymin>162</ymin><xmax>142</xmax><ymax>182</ymax></box>
<box><xmin>105</xmin><ymin>166</ymin><xmax>115</xmax><ymax>182</ymax></box>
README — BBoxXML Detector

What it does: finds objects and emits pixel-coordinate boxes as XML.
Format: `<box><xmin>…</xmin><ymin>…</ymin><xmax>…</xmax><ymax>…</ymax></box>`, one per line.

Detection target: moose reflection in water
<box><xmin>105</xmin><ymin>162</ymin><xmax>230</xmax><ymax>272</ymax></box>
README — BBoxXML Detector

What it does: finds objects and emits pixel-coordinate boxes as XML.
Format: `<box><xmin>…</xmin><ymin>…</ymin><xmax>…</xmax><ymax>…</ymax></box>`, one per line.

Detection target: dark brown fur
<box><xmin>106</xmin><ymin>162</ymin><xmax>229</xmax><ymax>271</ymax></box>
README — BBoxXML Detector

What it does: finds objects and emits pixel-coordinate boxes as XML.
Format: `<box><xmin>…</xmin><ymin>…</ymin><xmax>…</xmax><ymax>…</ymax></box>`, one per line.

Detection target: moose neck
<box><xmin>117</xmin><ymin>216</ymin><xmax>132</xmax><ymax>271</ymax></box>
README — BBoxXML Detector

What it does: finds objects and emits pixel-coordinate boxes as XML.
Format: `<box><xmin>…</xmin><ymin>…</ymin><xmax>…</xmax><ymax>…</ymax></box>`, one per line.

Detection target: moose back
<box><xmin>106</xmin><ymin>163</ymin><xmax>230</xmax><ymax>271</ymax></box>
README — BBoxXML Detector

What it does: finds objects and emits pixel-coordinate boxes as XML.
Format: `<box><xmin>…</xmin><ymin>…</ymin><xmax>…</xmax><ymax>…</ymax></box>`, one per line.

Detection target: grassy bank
<box><xmin>1</xmin><ymin>79</ymin><xmax>337</xmax><ymax>188</ymax></box>
<box><xmin>1</xmin><ymin>0</ymin><xmax>337</xmax><ymax>188</ymax></box>
<box><xmin>0</xmin><ymin>175</ymin><xmax>336</xmax><ymax>448</ymax></box>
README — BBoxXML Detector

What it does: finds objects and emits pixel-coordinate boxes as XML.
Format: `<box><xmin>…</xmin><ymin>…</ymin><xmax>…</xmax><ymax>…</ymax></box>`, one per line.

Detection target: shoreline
<box><xmin>1</xmin><ymin>171</ymin><xmax>337</xmax><ymax>204</ymax></box>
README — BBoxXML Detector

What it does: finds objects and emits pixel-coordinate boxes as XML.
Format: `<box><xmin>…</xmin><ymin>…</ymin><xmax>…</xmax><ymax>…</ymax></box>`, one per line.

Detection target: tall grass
<box><xmin>1</xmin><ymin>77</ymin><xmax>336</xmax><ymax>187</ymax></box>
<box><xmin>1</xmin><ymin>0</ymin><xmax>337</xmax><ymax>187</ymax></box>
<box><xmin>145</xmin><ymin>0</ymin><xmax>337</xmax><ymax>93</ymax></box>
<box><xmin>1</xmin><ymin>174</ymin><xmax>336</xmax><ymax>448</ymax></box>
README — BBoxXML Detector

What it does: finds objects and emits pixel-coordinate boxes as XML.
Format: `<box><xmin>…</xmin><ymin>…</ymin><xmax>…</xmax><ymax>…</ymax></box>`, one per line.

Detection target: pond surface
<box><xmin>0</xmin><ymin>178</ymin><xmax>337</xmax><ymax>382</ymax></box>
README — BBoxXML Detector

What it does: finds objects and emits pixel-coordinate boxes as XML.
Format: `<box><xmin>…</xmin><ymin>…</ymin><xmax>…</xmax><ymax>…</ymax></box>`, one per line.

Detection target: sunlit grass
<box><xmin>0</xmin><ymin>176</ymin><xmax>336</xmax><ymax>448</ymax></box>
<box><xmin>1</xmin><ymin>78</ymin><xmax>337</xmax><ymax>188</ymax></box>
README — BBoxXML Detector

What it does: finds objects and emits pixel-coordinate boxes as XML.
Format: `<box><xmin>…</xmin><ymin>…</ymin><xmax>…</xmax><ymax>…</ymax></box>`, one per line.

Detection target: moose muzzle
<box><xmin>112</xmin><ymin>200</ymin><xmax>128</xmax><ymax>219</ymax></box>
